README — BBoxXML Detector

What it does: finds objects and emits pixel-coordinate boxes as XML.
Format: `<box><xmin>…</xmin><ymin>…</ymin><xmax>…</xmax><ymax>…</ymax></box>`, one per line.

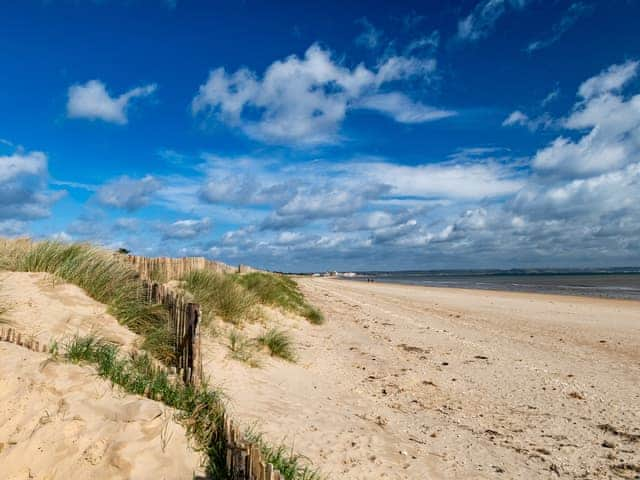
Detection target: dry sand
<box><xmin>202</xmin><ymin>277</ymin><xmax>640</xmax><ymax>479</ymax></box>
<box><xmin>0</xmin><ymin>272</ymin><xmax>205</xmax><ymax>479</ymax></box>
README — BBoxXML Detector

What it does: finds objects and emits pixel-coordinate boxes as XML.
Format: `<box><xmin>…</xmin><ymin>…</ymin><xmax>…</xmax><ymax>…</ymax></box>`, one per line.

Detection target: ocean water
<box><xmin>346</xmin><ymin>271</ymin><xmax>640</xmax><ymax>300</ymax></box>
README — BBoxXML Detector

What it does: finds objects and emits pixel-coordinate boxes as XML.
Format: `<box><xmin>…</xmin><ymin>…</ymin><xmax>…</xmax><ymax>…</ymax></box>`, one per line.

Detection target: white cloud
<box><xmin>457</xmin><ymin>0</ymin><xmax>532</xmax><ymax>42</ymax></box>
<box><xmin>533</xmin><ymin>60</ymin><xmax>640</xmax><ymax>177</ymax></box>
<box><xmin>541</xmin><ymin>86</ymin><xmax>560</xmax><ymax>106</ymax></box>
<box><xmin>357</xmin><ymin>161</ymin><xmax>523</xmax><ymax>199</ymax></box>
<box><xmin>578</xmin><ymin>60</ymin><xmax>639</xmax><ymax>99</ymax></box>
<box><xmin>0</xmin><ymin>220</ymin><xmax>27</xmax><ymax>237</ymax></box>
<box><xmin>405</xmin><ymin>31</ymin><xmax>440</xmax><ymax>55</ymax></box>
<box><xmin>526</xmin><ymin>2</ymin><xmax>592</xmax><ymax>53</ymax></box>
<box><xmin>162</xmin><ymin>218</ymin><xmax>212</xmax><ymax>239</ymax></box>
<box><xmin>0</xmin><ymin>150</ymin><xmax>62</xmax><ymax>220</ymax></box>
<box><xmin>96</xmin><ymin>175</ymin><xmax>160</xmax><ymax>211</ymax></box>
<box><xmin>67</xmin><ymin>80</ymin><xmax>157</xmax><ymax>124</ymax></box>
<box><xmin>357</xmin><ymin>92</ymin><xmax>455</xmax><ymax>123</ymax></box>
<box><xmin>355</xmin><ymin>18</ymin><xmax>383</xmax><ymax>49</ymax></box>
<box><xmin>502</xmin><ymin>110</ymin><xmax>553</xmax><ymax>131</ymax></box>
<box><xmin>192</xmin><ymin>44</ymin><xmax>447</xmax><ymax>146</ymax></box>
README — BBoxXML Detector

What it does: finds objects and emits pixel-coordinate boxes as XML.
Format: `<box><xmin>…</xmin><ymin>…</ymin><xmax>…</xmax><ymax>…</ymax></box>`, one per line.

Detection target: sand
<box><xmin>201</xmin><ymin>277</ymin><xmax>640</xmax><ymax>479</ymax></box>
<box><xmin>0</xmin><ymin>272</ymin><xmax>205</xmax><ymax>479</ymax></box>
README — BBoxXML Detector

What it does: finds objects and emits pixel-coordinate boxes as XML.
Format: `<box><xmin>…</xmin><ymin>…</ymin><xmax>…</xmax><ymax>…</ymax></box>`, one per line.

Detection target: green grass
<box><xmin>236</xmin><ymin>272</ymin><xmax>324</xmax><ymax>324</ymax></box>
<box><xmin>257</xmin><ymin>327</ymin><xmax>296</xmax><ymax>362</ymax></box>
<box><xmin>227</xmin><ymin>329</ymin><xmax>260</xmax><ymax>367</ymax></box>
<box><xmin>0</xmin><ymin>239</ymin><xmax>174</xmax><ymax>362</ymax></box>
<box><xmin>244</xmin><ymin>427</ymin><xmax>322</xmax><ymax>480</ymax></box>
<box><xmin>63</xmin><ymin>335</ymin><xmax>227</xmax><ymax>478</ymax></box>
<box><xmin>62</xmin><ymin>335</ymin><xmax>318</xmax><ymax>480</ymax></box>
<box><xmin>182</xmin><ymin>270</ymin><xmax>257</xmax><ymax>325</ymax></box>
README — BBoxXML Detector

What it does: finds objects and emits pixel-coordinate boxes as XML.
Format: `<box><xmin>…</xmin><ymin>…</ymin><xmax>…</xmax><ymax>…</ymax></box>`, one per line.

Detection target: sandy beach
<box><xmin>0</xmin><ymin>272</ymin><xmax>205</xmax><ymax>479</ymax></box>
<box><xmin>202</xmin><ymin>277</ymin><xmax>640</xmax><ymax>479</ymax></box>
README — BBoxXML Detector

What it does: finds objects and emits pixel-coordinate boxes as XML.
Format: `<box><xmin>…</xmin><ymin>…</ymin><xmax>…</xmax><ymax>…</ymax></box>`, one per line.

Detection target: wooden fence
<box><xmin>223</xmin><ymin>414</ymin><xmax>286</xmax><ymax>480</ymax></box>
<box><xmin>143</xmin><ymin>281</ymin><xmax>202</xmax><ymax>386</ymax></box>
<box><xmin>125</xmin><ymin>255</ymin><xmax>236</xmax><ymax>282</ymax></box>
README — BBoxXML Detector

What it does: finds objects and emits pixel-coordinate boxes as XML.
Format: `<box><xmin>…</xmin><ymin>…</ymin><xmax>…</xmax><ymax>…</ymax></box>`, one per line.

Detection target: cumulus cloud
<box><xmin>162</xmin><ymin>218</ymin><xmax>212</xmax><ymax>239</ymax></box>
<box><xmin>67</xmin><ymin>80</ymin><xmax>157</xmax><ymax>124</ymax></box>
<box><xmin>532</xmin><ymin>60</ymin><xmax>640</xmax><ymax>177</ymax></box>
<box><xmin>357</xmin><ymin>161</ymin><xmax>523</xmax><ymax>199</ymax></box>
<box><xmin>192</xmin><ymin>44</ymin><xmax>448</xmax><ymax>146</ymax></box>
<box><xmin>526</xmin><ymin>2</ymin><xmax>592</xmax><ymax>53</ymax></box>
<box><xmin>457</xmin><ymin>0</ymin><xmax>532</xmax><ymax>42</ymax></box>
<box><xmin>577</xmin><ymin>60</ymin><xmax>638</xmax><ymax>99</ymax></box>
<box><xmin>0</xmin><ymin>150</ymin><xmax>62</xmax><ymax>220</ymax></box>
<box><xmin>96</xmin><ymin>175</ymin><xmax>160</xmax><ymax>211</ymax></box>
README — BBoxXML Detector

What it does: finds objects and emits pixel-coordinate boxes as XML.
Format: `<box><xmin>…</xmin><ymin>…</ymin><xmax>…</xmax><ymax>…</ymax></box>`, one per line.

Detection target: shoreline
<box><xmin>330</xmin><ymin>275</ymin><xmax>640</xmax><ymax>302</ymax></box>
<box><xmin>202</xmin><ymin>276</ymin><xmax>640</xmax><ymax>479</ymax></box>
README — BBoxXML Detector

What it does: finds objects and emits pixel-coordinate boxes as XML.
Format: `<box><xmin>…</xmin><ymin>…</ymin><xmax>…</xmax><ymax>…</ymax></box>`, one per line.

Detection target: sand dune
<box><xmin>0</xmin><ymin>271</ymin><xmax>138</xmax><ymax>349</ymax></box>
<box><xmin>202</xmin><ymin>277</ymin><xmax>640</xmax><ymax>479</ymax></box>
<box><xmin>0</xmin><ymin>272</ymin><xmax>205</xmax><ymax>480</ymax></box>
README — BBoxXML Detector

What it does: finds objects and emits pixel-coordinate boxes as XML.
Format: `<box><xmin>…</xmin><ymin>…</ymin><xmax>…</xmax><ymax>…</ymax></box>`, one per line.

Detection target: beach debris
<box><xmin>474</xmin><ymin>355</ymin><xmax>489</xmax><ymax>360</ymax></box>
<box><xmin>568</xmin><ymin>391</ymin><xmax>585</xmax><ymax>400</ymax></box>
<box><xmin>602</xmin><ymin>440</ymin><xmax>616</xmax><ymax>449</ymax></box>
<box><xmin>441</xmin><ymin>362</ymin><xmax>449</xmax><ymax>366</ymax></box>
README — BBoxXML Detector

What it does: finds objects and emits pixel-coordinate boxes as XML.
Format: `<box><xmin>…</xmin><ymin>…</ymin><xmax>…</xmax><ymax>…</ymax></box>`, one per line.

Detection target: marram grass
<box><xmin>62</xmin><ymin>335</ymin><xmax>319</xmax><ymax>480</ymax></box>
<box><xmin>63</xmin><ymin>335</ymin><xmax>227</xmax><ymax>478</ymax></box>
<box><xmin>257</xmin><ymin>327</ymin><xmax>296</xmax><ymax>362</ymax></box>
<box><xmin>182</xmin><ymin>269</ymin><xmax>257</xmax><ymax>325</ymax></box>
<box><xmin>0</xmin><ymin>239</ymin><xmax>174</xmax><ymax>362</ymax></box>
<box><xmin>236</xmin><ymin>272</ymin><xmax>324</xmax><ymax>324</ymax></box>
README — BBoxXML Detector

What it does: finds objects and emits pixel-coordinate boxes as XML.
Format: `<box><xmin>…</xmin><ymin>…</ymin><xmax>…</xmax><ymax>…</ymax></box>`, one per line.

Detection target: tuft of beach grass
<box><xmin>257</xmin><ymin>327</ymin><xmax>296</xmax><ymax>362</ymax></box>
<box><xmin>227</xmin><ymin>329</ymin><xmax>260</xmax><ymax>367</ymax></box>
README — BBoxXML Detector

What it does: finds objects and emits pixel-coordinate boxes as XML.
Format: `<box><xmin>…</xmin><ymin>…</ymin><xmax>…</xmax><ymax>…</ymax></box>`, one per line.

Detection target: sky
<box><xmin>1</xmin><ymin>0</ymin><xmax>640</xmax><ymax>272</ymax></box>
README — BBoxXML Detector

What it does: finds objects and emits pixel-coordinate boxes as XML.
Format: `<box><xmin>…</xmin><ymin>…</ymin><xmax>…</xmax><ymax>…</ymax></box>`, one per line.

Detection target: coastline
<box><xmin>202</xmin><ymin>276</ymin><xmax>640</xmax><ymax>479</ymax></box>
<box><xmin>332</xmin><ymin>274</ymin><xmax>640</xmax><ymax>302</ymax></box>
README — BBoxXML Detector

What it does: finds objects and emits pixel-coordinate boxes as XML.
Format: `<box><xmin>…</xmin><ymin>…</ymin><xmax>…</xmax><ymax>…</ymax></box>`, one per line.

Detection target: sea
<box><xmin>343</xmin><ymin>269</ymin><xmax>640</xmax><ymax>301</ymax></box>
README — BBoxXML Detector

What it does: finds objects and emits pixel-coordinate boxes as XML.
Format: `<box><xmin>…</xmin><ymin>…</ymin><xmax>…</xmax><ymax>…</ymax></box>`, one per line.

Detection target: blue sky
<box><xmin>2</xmin><ymin>0</ymin><xmax>640</xmax><ymax>271</ymax></box>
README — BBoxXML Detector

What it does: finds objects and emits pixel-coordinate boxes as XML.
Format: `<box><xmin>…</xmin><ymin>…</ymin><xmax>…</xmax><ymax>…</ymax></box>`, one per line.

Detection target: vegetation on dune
<box><xmin>244</xmin><ymin>427</ymin><xmax>322</xmax><ymax>480</ymax></box>
<box><xmin>257</xmin><ymin>327</ymin><xmax>296</xmax><ymax>362</ymax></box>
<box><xmin>182</xmin><ymin>269</ymin><xmax>257</xmax><ymax>325</ymax></box>
<box><xmin>227</xmin><ymin>329</ymin><xmax>260</xmax><ymax>367</ymax></box>
<box><xmin>0</xmin><ymin>239</ymin><xmax>322</xmax><ymax>479</ymax></box>
<box><xmin>62</xmin><ymin>335</ymin><xmax>318</xmax><ymax>479</ymax></box>
<box><xmin>237</xmin><ymin>272</ymin><xmax>324</xmax><ymax>324</ymax></box>
<box><xmin>0</xmin><ymin>239</ymin><xmax>174</xmax><ymax>362</ymax></box>
<box><xmin>63</xmin><ymin>335</ymin><xmax>227</xmax><ymax>478</ymax></box>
